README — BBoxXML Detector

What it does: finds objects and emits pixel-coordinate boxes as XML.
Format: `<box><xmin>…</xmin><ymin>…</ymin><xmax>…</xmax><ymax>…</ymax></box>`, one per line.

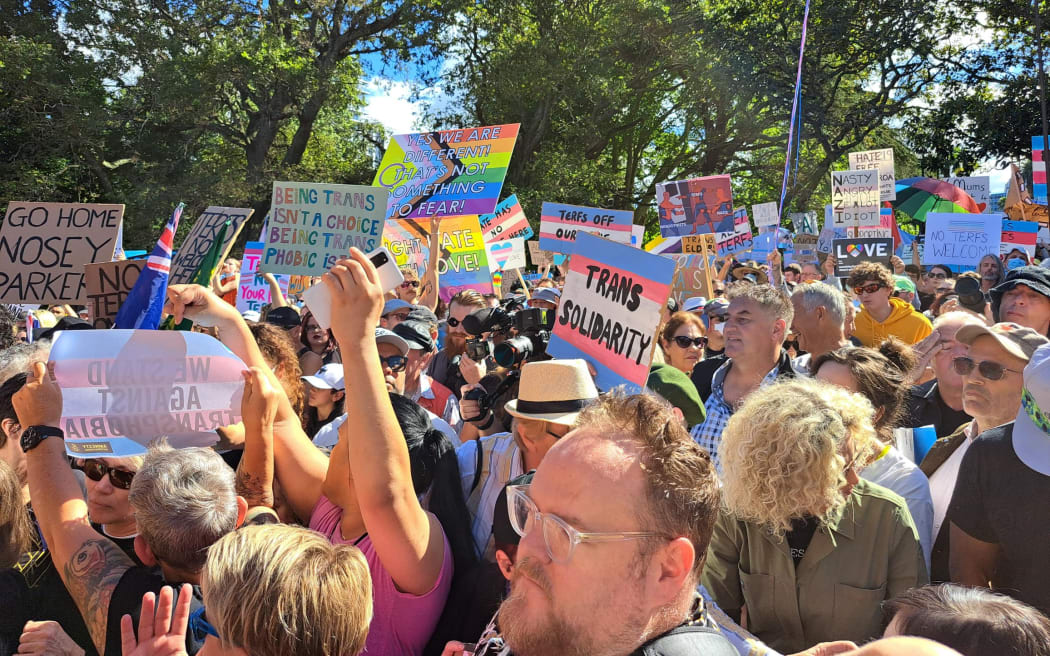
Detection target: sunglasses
<box><xmin>383</xmin><ymin>312</ymin><xmax>410</xmax><ymax>322</ymax></box>
<box><xmin>672</xmin><ymin>335</ymin><xmax>708</xmax><ymax>349</ymax></box>
<box><xmin>71</xmin><ymin>459</ymin><xmax>135</xmax><ymax>490</ymax></box>
<box><xmin>853</xmin><ymin>283</ymin><xmax>885</xmax><ymax>295</ymax></box>
<box><xmin>446</xmin><ymin>316</ymin><xmax>462</xmax><ymax>327</ymax></box>
<box><xmin>925</xmin><ymin>271</ymin><xmax>948</xmax><ymax>280</ymax></box>
<box><xmin>400</xmin><ymin>280</ymin><xmax>420</xmax><ymax>289</ymax></box>
<box><xmin>380</xmin><ymin>355</ymin><xmax>407</xmax><ymax>372</ymax></box>
<box><xmin>952</xmin><ymin>356</ymin><xmax>1022</xmax><ymax>381</ymax></box>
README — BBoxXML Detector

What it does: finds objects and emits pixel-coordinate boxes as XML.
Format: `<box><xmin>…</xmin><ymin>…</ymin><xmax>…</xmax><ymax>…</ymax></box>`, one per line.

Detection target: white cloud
<box><xmin>974</xmin><ymin>160</ymin><xmax>1012</xmax><ymax>194</ymax></box>
<box><xmin>362</xmin><ymin>78</ymin><xmax>426</xmax><ymax>135</ymax></box>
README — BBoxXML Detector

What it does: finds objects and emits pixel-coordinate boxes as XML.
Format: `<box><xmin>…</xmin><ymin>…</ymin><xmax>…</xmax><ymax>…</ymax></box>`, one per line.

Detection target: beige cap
<box><xmin>956</xmin><ymin>322</ymin><xmax>1049</xmax><ymax>363</ymax></box>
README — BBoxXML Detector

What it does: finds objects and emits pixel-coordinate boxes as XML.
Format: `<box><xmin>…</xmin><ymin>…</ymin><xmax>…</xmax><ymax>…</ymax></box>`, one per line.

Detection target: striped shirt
<box><xmin>456</xmin><ymin>433</ymin><xmax>524</xmax><ymax>561</ymax></box>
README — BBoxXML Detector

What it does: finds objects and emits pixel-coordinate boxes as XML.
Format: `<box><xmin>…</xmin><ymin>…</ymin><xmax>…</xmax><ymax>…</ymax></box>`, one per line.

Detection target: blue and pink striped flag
<box><xmin>113</xmin><ymin>204</ymin><xmax>184</xmax><ymax>330</ymax></box>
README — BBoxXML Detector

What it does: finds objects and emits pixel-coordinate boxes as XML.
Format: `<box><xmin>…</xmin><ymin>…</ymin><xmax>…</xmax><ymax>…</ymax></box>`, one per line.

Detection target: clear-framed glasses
<box><xmin>506</xmin><ymin>485</ymin><xmax>663</xmax><ymax>563</ymax></box>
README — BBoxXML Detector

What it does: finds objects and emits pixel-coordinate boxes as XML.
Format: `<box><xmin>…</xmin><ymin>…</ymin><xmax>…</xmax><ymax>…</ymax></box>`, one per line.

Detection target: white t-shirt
<box><xmin>862</xmin><ymin>445</ymin><xmax>935</xmax><ymax>569</ymax></box>
<box><xmin>928</xmin><ymin>422</ymin><xmax>977</xmax><ymax>542</ymax></box>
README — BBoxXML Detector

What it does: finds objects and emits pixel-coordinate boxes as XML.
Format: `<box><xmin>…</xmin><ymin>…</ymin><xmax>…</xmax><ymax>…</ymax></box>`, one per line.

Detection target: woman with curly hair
<box><xmin>702</xmin><ymin>378</ymin><xmax>927</xmax><ymax>653</ymax></box>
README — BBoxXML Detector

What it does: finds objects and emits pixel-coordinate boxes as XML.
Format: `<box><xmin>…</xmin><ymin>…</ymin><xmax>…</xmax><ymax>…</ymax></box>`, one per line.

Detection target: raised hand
<box><xmin>323</xmin><ymin>248</ymin><xmax>386</xmax><ymax>345</ymax></box>
<box><xmin>164</xmin><ymin>285</ymin><xmax>237</xmax><ymax>327</ymax></box>
<box><xmin>13</xmin><ymin>361</ymin><xmax>62</xmax><ymax>428</ymax></box>
<box><xmin>119</xmin><ymin>584</ymin><xmax>192</xmax><ymax>656</ymax></box>
<box><xmin>241</xmin><ymin>367</ymin><xmax>280</xmax><ymax>429</ymax></box>
<box><xmin>18</xmin><ymin>620</ymin><xmax>85</xmax><ymax>656</ymax></box>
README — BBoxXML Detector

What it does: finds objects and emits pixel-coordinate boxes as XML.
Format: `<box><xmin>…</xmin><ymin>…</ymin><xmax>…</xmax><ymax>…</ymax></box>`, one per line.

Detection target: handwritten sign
<box><xmin>374</xmin><ymin>124</ymin><xmax>519</xmax><ymax>220</ymax></box>
<box><xmin>527</xmin><ymin>240</ymin><xmax>554</xmax><ymax>267</ymax></box>
<box><xmin>832</xmin><ymin>238</ymin><xmax>893</xmax><ymax>276</ymax></box>
<box><xmin>1001</xmin><ymin>219</ymin><xmax>1039</xmax><ymax>257</ymax></box>
<box><xmin>547</xmin><ymin>233</ymin><xmax>674</xmax><ymax>393</ymax></box>
<box><xmin>486</xmin><ymin>238</ymin><xmax>527</xmax><ymax>271</ymax></box>
<box><xmin>656</xmin><ymin>175</ymin><xmax>734</xmax><ymax>237</ymax></box>
<box><xmin>236</xmin><ymin>242</ymin><xmax>289</xmax><ymax>313</ymax></box>
<box><xmin>831</xmin><ymin>170</ymin><xmax>880</xmax><ymax>228</ymax></box>
<box><xmin>479</xmin><ymin>194</ymin><xmax>533</xmax><ymax>242</ymax></box>
<box><xmin>793</xmin><ymin>234</ymin><xmax>819</xmax><ymax>265</ymax></box>
<box><xmin>682</xmin><ymin>234</ymin><xmax>716</xmax><ymax>254</ymax></box>
<box><xmin>715</xmin><ymin>209</ymin><xmax>754</xmax><ymax>258</ymax></box>
<box><xmin>922</xmin><ymin>213</ymin><xmax>1002</xmax><ymax>267</ymax></box>
<box><xmin>169</xmin><ymin>206</ymin><xmax>253</xmax><ymax>285</ymax></box>
<box><xmin>671</xmin><ymin>254</ymin><xmax>713</xmax><ymax>303</ymax></box>
<box><xmin>858</xmin><ymin>207</ymin><xmax>896</xmax><ymax>239</ymax></box>
<box><xmin>287</xmin><ymin>275</ymin><xmax>312</xmax><ymax>298</ymax></box>
<box><xmin>538</xmin><ymin>202</ymin><xmax>634</xmax><ymax>254</ymax></box>
<box><xmin>752</xmin><ymin>202</ymin><xmax>780</xmax><ymax>228</ymax></box>
<box><xmin>382</xmin><ymin>215</ymin><xmax>492</xmax><ymax>302</ymax></box>
<box><xmin>945</xmin><ymin>176</ymin><xmax>991</xmax><ymax>213</ymax></box>
<box><xmin>264</xmin><ymin>182</ymin><xmax>386</xmax><ymax>275</ymax></box>
<box><xmin>51</xmin><ymin>329</ymin><xmax>246</xmax><ymax>457</ymax></box>
<box><xmin>848</xmin><ymin>148</ymin><xmax>896</xmax><ymax>201</ymax></box>
<box><xmin>84</xmin><ymin>260</ymin><xmax>144</xmax><ymax>328</ymax></box>
<box><xmin>0</xmin><ymin>202</ymin><xmax>123</xmax><ymax>304</ymax></box>
<box><xmin>817</xmin><ymin>226</ymin><xmax>846</xmax><ymax>253</ymax></box>
<box><xmin>790</xmin><ymin>211</ymin><xmax>818</xmax><ymax>235</ymax></box>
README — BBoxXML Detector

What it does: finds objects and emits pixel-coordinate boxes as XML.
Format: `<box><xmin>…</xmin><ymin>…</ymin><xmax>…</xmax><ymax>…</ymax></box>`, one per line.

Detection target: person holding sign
<box><xmin>847</xmin><ymin>263</ymin><xmax>933</xmax><ymax>348</ymax></box>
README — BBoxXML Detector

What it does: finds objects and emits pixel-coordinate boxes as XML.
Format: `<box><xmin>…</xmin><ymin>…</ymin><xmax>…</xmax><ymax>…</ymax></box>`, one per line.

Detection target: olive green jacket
<box><xmin>701</xmin><ymin>479</ymin><xmax>928</xmax><ymax>653</ymax></box>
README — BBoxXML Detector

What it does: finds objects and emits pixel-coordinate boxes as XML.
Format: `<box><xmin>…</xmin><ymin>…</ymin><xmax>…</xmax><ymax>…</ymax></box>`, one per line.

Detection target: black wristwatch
<box><xmin>21</xmin><ymin>425</ymin><xmax>64</xmax><ymax>453</ymax></box>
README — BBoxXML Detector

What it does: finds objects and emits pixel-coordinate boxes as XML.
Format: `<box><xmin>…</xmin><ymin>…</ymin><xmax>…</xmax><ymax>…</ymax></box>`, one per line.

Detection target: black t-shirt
<box><xmin>786</xmin><ymin>516</ymin><xmax>820</xmax><ymax>566</ymax></box>
<box><xmin>948</xmin><ymin>423</ymin><xmax>1050</xmax><ymax>615</ymax></box>
<box><xmin>105</xmin><ymin>568</ymin><xmax>205</xmax><ymax>656</ymax></box>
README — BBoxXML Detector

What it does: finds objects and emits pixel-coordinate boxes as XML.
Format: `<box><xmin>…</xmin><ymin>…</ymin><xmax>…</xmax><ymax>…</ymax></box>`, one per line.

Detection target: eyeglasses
<box><xmin>853</xmin><ymin>283</ymin><xmax>885</xmax><ymax>295</ymax></box>
<box><xmin>400</xmin><ymin>280</ymin><xmax>420</xmax><ymax>289</ymax></box>
<box><xmin>71</xmin><ymin>459</ymin><xmax>135</xmax><ymax>490</ymax></box>
<box><xmin>507</xmin><ymin>485</ymin><xmax>662</xmax><ymax>563</ymax></box>
<box><xmin>925</xmin><ymin>271</ymin><xmax>948</xmax><ymax>280</ymax></box>
<box><xmin>952</xmin><ymin>356</ymin><xmax>1022</xmax><ymax>381</ymax></box>
<box><xmin>189</xmin><ymin>606</ymin><xmax>219</xmax><ymax>642</ymax></box>
<box><xmin>379</xmin><ymin>354</ymin><xmax>407</xmax><ymax>372</ymax></box>
<box><xmin>672</xmin><ymin>335</ymin><xmax>708</xmax><ymax>349</ymax></box>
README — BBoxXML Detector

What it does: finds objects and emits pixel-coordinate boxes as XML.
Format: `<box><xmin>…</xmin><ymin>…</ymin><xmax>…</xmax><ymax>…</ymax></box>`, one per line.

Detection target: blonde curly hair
<box><xmin>719</xmin><ymin>378</ymin><xmax>878</xmax><ymax>538</ymax></box>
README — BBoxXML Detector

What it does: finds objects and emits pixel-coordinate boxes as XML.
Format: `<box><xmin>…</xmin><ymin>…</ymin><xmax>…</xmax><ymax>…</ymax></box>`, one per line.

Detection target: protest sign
<box><xmin>656</xmin><ymin>175</ymin><xmax>734</xmax><ymax>237</ymax></box>
<box><xmin>383</xmin><ymin>219</ymin><xmax>429</xmax><ymax>275</ymax></box>
<box><xmin>1033</xmin><ymin>136</ymin><xmax>1048</xmax><ymax>204</ymax></box>
<box><xmin>749</xmin><ymin>232</ymin><xmax>778</xmax><ymax>262</ymax></box>
<box><xmin>752</xmin><ymin>202</ymin><xmax>780</xmax><ymax>228</ymax></box>
<box><xmin>790</xmin><ymin>211</ymin><xmax>819</xmax><ymax>235</ymax></box>
<box><xmin>236</xmin><ymin>242</ymin><xmax>290</xmax><ymax>313</ymax></box>
<box><xmin>527</xmin><ymin>240</ymin><xmax>554</xmax><ymax>267</ymax></box>
<box><xmin>382</xmin><ymin>215</ymin><xmax>492</xmax><ymax>301</ymax></box>
<box><xmin>287</xmin><ymin>275</ymin><xmax>311</xmax><ymax>298</ymax></box>
<box><xmin>715</xmin><ymin>208</ymin><xmax>754</xmax><ymax>258</ymax></box>
<box><xmin>84</xmin><ymin>260</ymin><xmax>144</xmax><ymax>328</ymax></box>
<box><xmin>923</xmin><ymin>213</ymin><xmax>1002</xmax><ymax>267</ymax></box>
<box><xmin>0</xmin><ymin>202</ymin><xmax>123</xmax><ymax>304</ymax></box>
<box><xmin>832</xmin><ymin>238</ymin><xmax>893</xmax><ymax>276</ymax></box>
<box><xmin>374</xmin><ymin>124</ymin><xmax>520</xmax><ymax>220</ymax></box>
<box><xmin>682</xmin><ymin>234</ymin><xmax>716</xmax><ymax>254</ymax></box>
<box><xmin>169</xmin><ymin>206</ymin><xmax>253</xmax><ymax>285</ymax></box>
<box><xmin>817</xmin><ymin>226</ymin><xmax>846</xmax><ymax>253</ymax></box>
<box><xmin>1001</xmin><ymin>219</ymin><xmax>1039</xmax><ymax>257</ymax></box>
<box><xmin>945</xmin><ymin>176</ymin><xmax>991</xmax><ymax>213</ymax></box>
<box><xmin>848</xmin><ymin>148</ymin><xmax>896</xmax><ymax>201</ymax></box>
<box><xmin>538</xmin><ymin>202</ymin><xmax>634</xmax><ymax>254</ymax></box>
<box><xmin>486</xmin><ymin>238</ymin><xmax>527</xmax><ymax>272</ymax></box>
<box><xmin>830</xmin><ymin>170</ymin><xmax>880</xmax><ymax>229</ymax></box>
<box><xmin>631</xmin><ymin>224</ymin><xmax>644</xmax><ymax>247</ymax></box>
<box><xmin>264</xmin><ymin>182</ymin><xmax>386</xmax><ymax>275</ymax></box>
<box><xmin>671</xmin><ymin>254</ymin><xmax>713</xmax><ymax>304</ymax></box>
<box><xmin>51</xmin><ymin>329</ymin><xmax>246</xmax><ymax>457</ymax></box>
<box><xmin>548</xmin><ymin>233</ymin><xmax>674</xmax><ymax>393</ymax></box>
<box><xmin>479</xmin><ymin>194</ymin><xmax>533</xmax><ymax>242</ymax></box>
<box><xmin>793</xmin><ymin>234</ymin><xmax>819</xmax><ymax>265</ymax></box>
<box><xmin>858</xmin><ymin>207</ymin><xmax>895</xmax><ymax>239</ymax></box>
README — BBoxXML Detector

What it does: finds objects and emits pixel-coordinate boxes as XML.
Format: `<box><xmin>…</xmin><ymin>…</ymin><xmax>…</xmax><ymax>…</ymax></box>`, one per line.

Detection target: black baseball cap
<box><xmin>990</xmin><ymin>266</ymin><xmax>1050</xmax><ymax>321</ymax></box>
<box><xmin>393</xmin><ymin>320</ymin><xmax>435</xmax><ymax>352</ymax></box>
<box><xmin>265</xmin><ymin>306</ymin><xmax>301</xmax><ymax>330</ymax></box>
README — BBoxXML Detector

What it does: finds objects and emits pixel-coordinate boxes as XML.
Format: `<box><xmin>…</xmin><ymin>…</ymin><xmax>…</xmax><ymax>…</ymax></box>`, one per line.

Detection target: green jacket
<box><xmin>702</xmin><ymin>479</ymin><xmax>928</xmax><ymax>653</ymax></box>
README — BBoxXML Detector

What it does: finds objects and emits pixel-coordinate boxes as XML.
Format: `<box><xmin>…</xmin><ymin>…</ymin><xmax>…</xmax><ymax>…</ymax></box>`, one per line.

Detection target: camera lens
<box><xmin>371</xmin><ymin>251</ymin><xmax>388</xmax><ymax>266</ymax></box>
<box><xmin>494</xmin><ymin>336</ymin><xmax>535</xmax><ymax>367</ymax></box>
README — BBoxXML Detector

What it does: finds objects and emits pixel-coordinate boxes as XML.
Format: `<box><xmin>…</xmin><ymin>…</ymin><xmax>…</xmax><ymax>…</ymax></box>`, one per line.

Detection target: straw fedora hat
<box><xmin>504</xmin><ymin>359</ymin><xmax>599</xmax><ymax>426</ymax></box>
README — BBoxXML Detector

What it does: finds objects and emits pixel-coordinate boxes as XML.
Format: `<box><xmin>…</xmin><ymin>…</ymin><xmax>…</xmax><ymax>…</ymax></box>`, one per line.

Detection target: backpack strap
<box><xmin>469</xmin><ymin>438</ymin><xmax>483</xmax><ymax>495</ymax></box>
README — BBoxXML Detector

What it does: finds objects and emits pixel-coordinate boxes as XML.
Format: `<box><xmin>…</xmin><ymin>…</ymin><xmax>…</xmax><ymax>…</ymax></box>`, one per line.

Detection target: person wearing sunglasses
<box><xmin>847</xmin><ymin>262</ymin><xmax>932</xmax><ymax>348</ymax></box>
<box><xmin>72</xmin><ymin>456</ymin><xmax>143</xmax><ymax>556</ymax></box>
<box><xmin>426</xmin><ymin>289</ymin><xmax>489</xmax><ymax>400</ymax></box>
<box><xmin>658</xmin><ymin>312</ymin><xmax>708</xmax><ymax>376</ymax></box>
<box><xmin>917</xmin><ymin>265</ymin><xmax>953</xmax><ymax>311</ymax></box>
<box><xmin>917</xmin><ymin>322</ymin><xmax>1046</xmax><ymax>584</ymax></box>
<box><xmin>380</xmin><ymin>298</ymin><xmax>413</xmax><ymax>331</ymax></box>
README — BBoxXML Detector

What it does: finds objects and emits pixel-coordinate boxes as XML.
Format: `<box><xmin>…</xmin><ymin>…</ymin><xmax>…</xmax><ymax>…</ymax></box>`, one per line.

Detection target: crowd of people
<box><xmin>2</xmin><ymin>242</ymin><xmax>1050</xmax><ymax>656</ymax></box>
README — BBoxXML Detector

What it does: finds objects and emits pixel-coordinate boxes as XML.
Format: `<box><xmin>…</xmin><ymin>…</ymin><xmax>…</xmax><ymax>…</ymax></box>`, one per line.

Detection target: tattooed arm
<box><xmin>236</xmin><ymin>368</ymin><xmax>278</xmax><ymax>510</ymax></box>
<box><xmin>15</xmin><ymin>363</ymin><xmax>134</xmax><ymax>655</ymax></box>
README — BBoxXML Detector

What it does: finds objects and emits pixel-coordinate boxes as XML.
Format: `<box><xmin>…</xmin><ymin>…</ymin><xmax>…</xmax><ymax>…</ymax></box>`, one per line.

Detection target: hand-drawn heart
<box><xmin>977</xmin><ymin>202</ymin><xmax>987</xmax><ymax>212</ymax></box>
<box><xmin>488</xmin><ymin>242</ymin><xmax>513</xmax><ymax>270</ymax></box>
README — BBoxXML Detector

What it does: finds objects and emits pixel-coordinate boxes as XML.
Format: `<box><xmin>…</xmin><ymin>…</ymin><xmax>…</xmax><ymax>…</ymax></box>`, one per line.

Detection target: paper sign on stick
<box><xmin>538</xmin><ymin>202</ymin><xmax>634</xmax><ymax>254</ymax></box>
<box><xmin>84</xmin><ymin>260</ymin><xmax>144</xmax><ymax>328</ymax></box>
<box><xmin>945</xmin><ymin>176</ymin><xmax>991</xmax><ymax>213</ymax></box>
<box><xmin>264</xmin><ymin>183</ymin><xmax>386</xmax><ymax>275</ymax></box>
<box><xmin>671</xmin><ymin>254</ymin><xmax>712</xmax><ymax>304</ymax></box>
<box><xmin>656</xmin><ymin>175</ymin><xmax>734</xmax><ymax>237</ymax></box>
<box><xmin>51</xmin><ymin>329</ymin><xmax>247</xmax><ymax>457</ymax></box>
<box><xmin>793</xmin><ymin>234</ymin><xmax>819</xmax><ymax>265</ymax></box>
<box><xmin>486</xmin><ymin>238</ymin><xmax>527</xmax><ymax>272</ymax></box>
<box><xmin>790</xmin><ymin>211</ymin><xmax>818</xmax><ymax>235</ymax></box>
<box><xmin>527</xmin><ymin>241</ymin><xmax>553</xmax><ymax>267</ymax></box>
<box><xmin>374</xmin><ymin>124</ymin><xmax>520</xmax><ymax>220</ymax></box>
<box><xmin>0</xmin><ymin>202</ymin><xmax>123</xmax><ymax>304</ymax></box>
<box><xmin>382</xmin><ymin>215</ymin><xmax>492</xmax><ymax>302</ymax></box>
<box><xmin>922</xmin><ymin>214</ymin><xmax>1002</xmax><ymax>267</ymax></box>
<box><xmin>479</xmin><ymin>194</ymin><xmax>533</xmax><ymax>242</ymax></box>
<box><xmin>752</xmin><ymin>202</ymin><xmax>780</xmax><ymax>228</ymax></box>
<box><xmin>682</xmin><ymin>234</ymin><xmax>716</xmax><ymax>254</ymax></box>
<box><xmin>832</xmin><ymin>238</ymin><xmax>893</xmax><ymax>277</ymax></box>
<box><xmin>1001</xmin><ymin>219</ymin><xmax>1039</xmax><ymax>257</ymax></box>
<box><xmin>547</xmin><ymin>233</ymin><xmax>674</xmax><ymax>393</ymax></box>
<box><xmin>237</xmin><ymin>242</ymin><xmax>289</xmax><ymax>313</ymax></box>
<box><xmin>170</xmin><ymin>206</ymin><xmax>253</xmax><ymax>285</ymax></box>
<box><xmin>848</xmin><ymin>148</ymin><xmax>896</xmax><ymax>201</ymax></box>
<box><xmin>858</xmin><ymin>207</ymin><xmax>895</xmax><ymax>239</ymax></box>
<box><xmin>831</xmin><ymin>170</ymin><xmax>880</xmax><ymax>228</ymax></box>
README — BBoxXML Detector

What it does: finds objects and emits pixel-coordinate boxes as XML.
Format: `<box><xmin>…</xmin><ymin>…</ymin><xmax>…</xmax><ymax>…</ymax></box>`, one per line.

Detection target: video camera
<box><xmin>462</xmin><ymin>299</ymin><xmax>553</xmax><ymax>367</ymax></box>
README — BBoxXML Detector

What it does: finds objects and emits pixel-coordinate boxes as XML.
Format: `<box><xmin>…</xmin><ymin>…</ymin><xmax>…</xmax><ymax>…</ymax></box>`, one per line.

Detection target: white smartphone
<box><xmin>301</xmin><ymin>247</ymin><xmax>405</xmax><ymax>331</ymax></box>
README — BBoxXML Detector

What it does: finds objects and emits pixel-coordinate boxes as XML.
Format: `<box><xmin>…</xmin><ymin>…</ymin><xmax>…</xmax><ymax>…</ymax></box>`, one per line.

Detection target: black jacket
<box><xmin>690</xmin><ymin>350</ymin><xmax>797</xmax><ymax>403</ymax></box>
<box><xmin>902</xmin><ymin>379</ymin><xmax>972</xmax><ymax>439</ymax></box>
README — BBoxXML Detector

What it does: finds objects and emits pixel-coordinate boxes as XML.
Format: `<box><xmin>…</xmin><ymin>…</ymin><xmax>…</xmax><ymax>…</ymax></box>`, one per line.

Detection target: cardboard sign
<box><xmin>486</xmin><ymin>238</ymin><xmax>527</xmax><ymax>272</ymax></box>
<box><xmin>264</xmin><ymin>182</ymin><xmax>386</xmax><ymax>275</ymax></box>
<box><xmin>381</xmin><ymin>215</ymin><xmax>492</xmax><ymax>302</ymax></box>
<box><xmin>671</xmin><ymin>254</ymin><xmax>713</xmax><ymax>304</ymax></box>
<box><xmin>848</xmin><ymin>148</ymin><xmax>896</xmax><ymax>201</ymax></box>
<box><xmin>715</xmin><ymin>208</ymin><xmax>754</xmax><ymax>258</ymax></box>
<box><xmin>0</xmin><ymin>202</ymin><xmax>123</xmax><ymax>304</ymax></box>
<box><xmin>374</xmin><ymin>124</ymin><xmax>520</xmax><ymax>220</ymax></box>
<box><xmin>945</xmin><ymin>176</ymin><xmax>991</xmax><ymax>213</ymax></box>
<box><xmin>858</xmin><ymin>207</ymin><xmax>895</xmax><ymax>239</ymax></box>
<box><xmin>1001</xmin><ymin>219</ymin><xmax>1039</xmax><ymax>257</ymax></box>
<box><xmin>752</xmin><ymin>202</ymin><xmax>779</xmax><ymax>228</ymax></box>
<box><xmin>682</xmin><ymin>234</ymin><xmax>716</xmax><ymax>254</ymax></box>
<box><xmin>50</xmin><ymin>329</ymin><xmax>246</xmax><ymax>457</ymax></box>
<box><xmin>287</xmin><ymin>275</ymin><xmax>312</xmax><ymax>298</ymax></box>
<box><xmin>793</xmin><ymin>234</ymin><xmax>819</xmax><ymax>265</ymax></box>
<box><xmin>169</xmin><ymin>206</ymin><xmax>253</xmax><ymax>285</ymax></box>
<box><xmin>479</xmin><ymin>194</ymin><xmax>533</xmax><ymax>242</ymax></box>
<box><xmin>922</xmin><ymin>213</ymin><xmax>1003</xmax><ymax>267</ymax></box>
<box><xmin>831</xmin><ymin>170</ymin><xmax>880</xmax><ymax>228</ymax></box>
<box><xmin>538</xmin><ymin>202</ymin><xmax>634</xmax><ymax>254</ymax></box>
<box><xmin>547</xmin><ymin>233</ymin><xmax>674</xmax><ymax>393</ymax></box>
<box><xmin>84</xmin><ymin>260</ymin><xmax>144</xmax><ymax>328</ymax></box>
<box><xmin>790</xmin><ymin>211</ymin><xmax>818</xmax><ymax>235</ymax></box>
<box><xmin>832</xmin><ymin>238</ymin><xmax>893</xmax><ymax>276</ymax></box>
<box><xmin>656</xmin><ymin>175</ymin><xmax>734</xmax><ymax>237</ymax></box>
<box><xmin>236</xmin><ymin>242</ymin><xmax>289</xmax><ymax>313</ymax></box>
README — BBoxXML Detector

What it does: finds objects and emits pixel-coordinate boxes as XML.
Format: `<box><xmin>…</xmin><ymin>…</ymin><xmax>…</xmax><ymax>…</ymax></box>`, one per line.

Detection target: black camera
<box><xmin>465</xmin><ymin>337</ymin><xmax>491</xmax><ymax>362</ymax></box>
<box><xmin>462</xmin><ymin>370</ymin><xmax>520</xmax><ymax>423</ymax></box>
<box><xmin>462</xmin><ymin>304</ymin><xmax>553</xmax><ymax>367</ymax></box>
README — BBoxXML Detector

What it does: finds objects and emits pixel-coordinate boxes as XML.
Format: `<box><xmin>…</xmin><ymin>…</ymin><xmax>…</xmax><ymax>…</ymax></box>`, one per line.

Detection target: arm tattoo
<box><xmin>62</xmin><ymin>538</ymin><xmax>135</xmax><ymax>654</ymax></box>
<box><xmin>236</xmin><ymin>468</ymin><xmax>274</xmax><ymax>508</ymax></box>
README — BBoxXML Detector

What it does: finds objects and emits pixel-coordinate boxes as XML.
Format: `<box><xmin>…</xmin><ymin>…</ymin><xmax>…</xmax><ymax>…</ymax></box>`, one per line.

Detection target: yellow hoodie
<box><xmin>853</xmin><ymin>297</ymin><xmax>933</xmax><ymax>347</ymax></box>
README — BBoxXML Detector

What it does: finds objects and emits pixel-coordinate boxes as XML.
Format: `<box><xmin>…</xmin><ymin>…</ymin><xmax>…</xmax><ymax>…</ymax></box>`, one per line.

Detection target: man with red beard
<box><xmin>426</xmin><ymin>289</ymin><xmax>487</xmax><ymax>399</ymax></box>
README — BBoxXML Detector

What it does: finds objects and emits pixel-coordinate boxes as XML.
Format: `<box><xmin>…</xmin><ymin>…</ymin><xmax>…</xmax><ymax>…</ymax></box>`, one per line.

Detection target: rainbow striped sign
<box><xmin>538</xmin><ymin>202</ymin><xmax>634</xmax><ymax>255</ymax></box>
<box><xmin>479</xmin><ymin>194</ymin><xmax>533</xmax><ymax>242</ymax></box>
<box><xmin>374</xmin><ymin>124</ymin><xmax>520</xmax><ymax>220</ymax></box>
<box><xmin>382</xmin><ymin>215</ymin><xmax>493</xmax><ymax>302</ymax></box>
<box><xmin>548</xmin><ymin>233</ymin><xmax>675</xmax><ymax>393</ymax></box>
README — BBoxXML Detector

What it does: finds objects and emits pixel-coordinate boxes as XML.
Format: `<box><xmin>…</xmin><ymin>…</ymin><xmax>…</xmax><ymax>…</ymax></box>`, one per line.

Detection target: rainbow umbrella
<box><xmin>891</xmin><ymin>177</ymin><xmax>981</xmax><ymax>221</ymax></box>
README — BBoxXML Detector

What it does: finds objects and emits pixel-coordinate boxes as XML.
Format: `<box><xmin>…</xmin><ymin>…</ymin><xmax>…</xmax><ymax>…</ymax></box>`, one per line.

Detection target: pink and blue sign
<box><xmin>538</xmin><ymin>202</ymin><xmax>634</xmax><ymax>254</ymax></box>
